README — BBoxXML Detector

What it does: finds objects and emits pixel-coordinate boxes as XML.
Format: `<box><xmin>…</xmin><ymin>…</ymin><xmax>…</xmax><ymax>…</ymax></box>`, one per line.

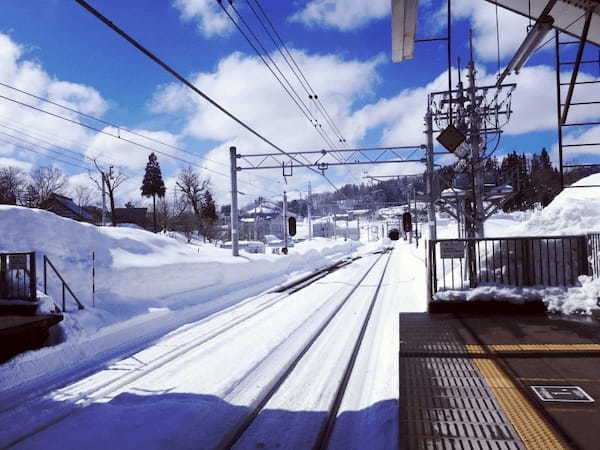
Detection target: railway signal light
<box><xmin>402</xmin><ymin>212</ymin><xmax>412</xmax><ymax>233</ymax></box>
<box><xmin>288</xmin><ymin>217</ymin><xmax>297</xmax><ymax>236</ymax></box>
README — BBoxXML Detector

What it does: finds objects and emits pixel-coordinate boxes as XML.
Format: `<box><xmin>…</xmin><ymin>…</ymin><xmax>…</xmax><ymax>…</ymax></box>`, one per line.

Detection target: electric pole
<box><xmin>307</xmin><ymin>181</ymin><xmax>312</xmax><ymax>240</ymax></box>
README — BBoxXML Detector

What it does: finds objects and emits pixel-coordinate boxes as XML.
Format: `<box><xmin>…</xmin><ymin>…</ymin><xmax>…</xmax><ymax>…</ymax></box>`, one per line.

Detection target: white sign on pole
<box><xmin>440</xmin><ymin>241</ymin><xmax>464</xmax><ymax>259</ymax></box>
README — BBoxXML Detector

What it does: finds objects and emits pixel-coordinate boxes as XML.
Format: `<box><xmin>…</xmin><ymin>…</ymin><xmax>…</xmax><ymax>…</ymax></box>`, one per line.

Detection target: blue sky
<box><xmin>0</xmin><ymin>0</ymin><xmax>598</xmax><ymax>204</ymax></box>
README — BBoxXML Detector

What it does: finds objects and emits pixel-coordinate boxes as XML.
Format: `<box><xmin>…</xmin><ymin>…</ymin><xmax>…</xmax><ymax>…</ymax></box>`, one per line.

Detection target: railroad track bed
<box><xmin>1</xmin><ymin>248</ymin><xmax>399</xmax><ymax>450</ymax></box>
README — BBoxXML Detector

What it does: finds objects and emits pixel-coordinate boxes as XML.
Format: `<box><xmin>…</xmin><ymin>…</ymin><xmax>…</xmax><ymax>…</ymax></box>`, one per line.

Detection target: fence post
<box><xmin>0</xmin><ymin>254</ymin><xmax>7</xmax><ymax>298</ymax></box>
<box><xmin>43</xmin><ymin>255</ymin><xmax>48</xmax><ymax>295</ymax></box>
<box><xmin>92</xmin><ymin>251</ymin><xmax>95</xmax><ymax>308</ymax></box>
<box><xmin>579</xmin><ymin>236</ymin><xmax>590</xmax><ymax>276</ymax></box>
<box><xmin>29</xmin><ymin>252</ymin><xmax>37</xmax><ymax>301</ymax></box>
<box><xmin>522</xmin><ymin>239</ymin><xmax>531</xmax><ymax>286</ymax></box>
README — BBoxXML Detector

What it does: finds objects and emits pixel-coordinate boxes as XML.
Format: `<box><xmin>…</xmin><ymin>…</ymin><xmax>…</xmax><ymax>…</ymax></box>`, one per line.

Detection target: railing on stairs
<box><xmin>0</xmin><ymin>252</ymin><xmax>37</xmax><ymax>301</ymax></box>
<box><xmin>43</xmin><ymin>255</ymin><xmax>84</xmax><ymax>312</ymax></box>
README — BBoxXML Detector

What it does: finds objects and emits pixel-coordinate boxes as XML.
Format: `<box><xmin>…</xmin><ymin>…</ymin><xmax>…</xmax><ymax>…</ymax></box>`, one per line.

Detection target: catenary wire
<box><xmin>0</xmin><ymin>80</ymin><xmax>280</xmax><ymax>186</ymax></box>
<box><xmin>70</xmin><ymin>0</ymin><xmax>341</xmax><ymax>193</ymax></box>
<box><xmin>217</xmin><ymin>0</ymin><xmax>342</xmax><ymax>162</ymax></box>
<box><xmin>249</xmin><ymin>0</ymin><xmax>348</xmax><ymax>146</ymax></box>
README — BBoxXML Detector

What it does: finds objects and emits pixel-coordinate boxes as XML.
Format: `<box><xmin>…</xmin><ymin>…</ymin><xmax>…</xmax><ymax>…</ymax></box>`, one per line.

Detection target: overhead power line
<box><xmin>0</xmin><ymin>136</ymin><xmax>90</xmax><ymax>171</ymax></box>
<box><xmin>217</xmin><ymin>0</ymin><xmax>342</xmax><ymax>161</ymax></box>
<box><xmin>248</xmin><ymin>0</ymin><xmax>348</xmax><ymax>147</ymax></box>
<box><xmin>0</xmin><ymin>80</ymin><xmax>283</xmax><ymax>188</ymax></box>
<box><xmin>0</xmin><ymin>112</ymin><xmax>279</xmax><ymax>196</ymax></box>
<box><xmin>72</xmin><ymin>0</ymin><xmax>340</xmax><ymax>192</ymax></box>
<box><xmin>226</xmin><ymin>0</ymin><xmax>363</xmax><ymax>188</ymax></box>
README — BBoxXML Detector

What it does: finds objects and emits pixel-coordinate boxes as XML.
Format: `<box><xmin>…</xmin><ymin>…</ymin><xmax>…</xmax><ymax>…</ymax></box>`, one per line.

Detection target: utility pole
<box><xmin>467</xmin><ymin>58</ymin><xmax>485</xmax><ymax>238</ymax></box>
<box><xmin>425</xmin><ymin>112</ymin><xmax>437</xmax><ymax>241</ymax></box>
<box><xmin>101</xmin><ymin>173</ymin><xmax>107</xmax><ymax>226</ymax></box>
<box><xmin>414</xmin><ymin>185</ymin><xmax>419</xmax><ymax>247</ymax></box>
<box><xmin>407</xmin><ymin>189</ymin><xmax>412</xmax><ymax>244</ymax></box>
<box><xmin>229</xmin><ymin>146</ymin><xmax>239</xmax><ymax>257</ymax></box>
<box><xmin>307</xmin><ymin>181</ymin><xmax>313</xmax><ymax>240</ymax></box>
<box><xmin>283</xmin><ymin>190</ymin><xmax>288</xmax><ymax>252</ymax></box>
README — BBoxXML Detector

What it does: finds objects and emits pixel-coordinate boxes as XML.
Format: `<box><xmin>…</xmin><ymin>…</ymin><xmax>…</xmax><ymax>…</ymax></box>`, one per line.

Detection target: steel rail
<box><xmin>314</xmin><ymin>249</ymin><xmax>394</xmax><ymax>449</ymax></box>
<box><xmin>0</xmin><ymin>256</ymin><xmax>359</xmax><ymax>448</ymax></box>
<box><xmin>217</xmin><ymin>249</ymin><xmax>392</xmax><ymax>449</ymax></box>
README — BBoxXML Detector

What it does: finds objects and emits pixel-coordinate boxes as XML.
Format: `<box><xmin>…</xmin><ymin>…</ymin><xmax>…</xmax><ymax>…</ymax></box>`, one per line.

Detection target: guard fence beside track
<box><xmin>428</xmin><ymin>234</ymin><xmax>600</xmax><ymax>300</ymax></box>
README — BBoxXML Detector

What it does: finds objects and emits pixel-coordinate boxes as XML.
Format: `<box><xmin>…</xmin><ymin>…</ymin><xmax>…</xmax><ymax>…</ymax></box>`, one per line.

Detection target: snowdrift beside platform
<box><xmin>0</xmin><ymin>205</ymin><xmax>361</xmax><ymax>342</ymax></box>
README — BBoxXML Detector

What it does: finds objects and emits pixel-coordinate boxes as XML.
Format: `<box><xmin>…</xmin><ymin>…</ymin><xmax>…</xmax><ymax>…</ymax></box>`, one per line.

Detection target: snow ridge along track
<box><xmin>0</xmin><ymin>255</ymin><xmax>362</xmax><ymax>449</ymax></box>
<box><xmin>217</xmin><ymin>248</ymin><xmax>393</xmax><ymax>450</ymax></box>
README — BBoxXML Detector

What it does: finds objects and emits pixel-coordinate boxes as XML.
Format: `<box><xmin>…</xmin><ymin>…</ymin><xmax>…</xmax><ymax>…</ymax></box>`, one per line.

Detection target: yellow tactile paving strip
<box><xmin>472</xmin><ymin>358</ymin><xmax>567</xmax><ymax>450</ymax></box>
<box><xmin>466</xmin><ymin>344</ymin><xmax>600</xmax><ymax>353</ymax></box>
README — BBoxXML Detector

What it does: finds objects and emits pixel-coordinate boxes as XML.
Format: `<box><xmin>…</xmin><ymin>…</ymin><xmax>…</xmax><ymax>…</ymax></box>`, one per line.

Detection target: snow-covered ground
<box><xmin>2</xmin><ymin>174</ymin><xmax>600</xmax><ymax>448</ymax></box>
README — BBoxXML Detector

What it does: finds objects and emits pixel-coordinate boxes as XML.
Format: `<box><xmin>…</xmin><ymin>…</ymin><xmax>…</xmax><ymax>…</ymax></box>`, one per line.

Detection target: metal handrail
<box><xmin>43</xmin><ymin>255</ymin><xmax>84</xmax><ymax>311</ymax></box>
<box><xmin>428</xmin><ymin>234</ymin><xmax>591</xmax><ymax>300</ymax></box>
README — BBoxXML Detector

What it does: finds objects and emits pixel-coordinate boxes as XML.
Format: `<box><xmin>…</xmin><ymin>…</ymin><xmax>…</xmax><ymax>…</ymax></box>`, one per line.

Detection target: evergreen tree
<box><xmin>200</xmin><ymin>189</ymin><xmax>218</xmax><ymax>240</ymax></box>
<box><xmin>141</xmin><ymin>153</ymin><xmax>166</xmax><ymax>232</ymax></box>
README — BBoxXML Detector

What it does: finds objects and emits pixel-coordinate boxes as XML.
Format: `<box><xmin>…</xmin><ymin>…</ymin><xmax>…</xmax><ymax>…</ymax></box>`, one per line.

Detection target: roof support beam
<box><xmin>561</xmin><ymin>9</ymin><xmax>594</xmax><ymax>125</ymax></box>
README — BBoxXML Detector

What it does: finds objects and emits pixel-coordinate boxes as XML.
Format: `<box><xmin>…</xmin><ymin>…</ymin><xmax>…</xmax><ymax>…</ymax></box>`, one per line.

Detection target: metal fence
<box><xmin>0</xmin><ymin>252</ymin><xmax>37</xmax><ymax>301</ymax></box>
<box><xmin>588</xmin><ymin>233</ymin><xmax>600</xmax><ymax>279</ymax></box>
<box><xmin>428</xmin><ymin>235</ymin><xmax>590</xmax><ymax>300</ymax></box>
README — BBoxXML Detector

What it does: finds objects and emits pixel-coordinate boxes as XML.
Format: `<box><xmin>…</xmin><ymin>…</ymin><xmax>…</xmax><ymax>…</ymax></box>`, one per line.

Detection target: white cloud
<box><xmin>152</xmin><ymin>50</ymin><xmax>381</xmax><ymax>145</ymax></box>
<box><xmin>172</xmin><ymin>0</ymin><xmax>232</xmax><ymax>38</ymax></box>
<box><xmin>85</xmin><ymin>127</ymin><xmax>181</xmax><ymax>170</ymax></box>
<box><xmin>0</xmin><ymin>156</ymin><xmax>33</xmax><ymax>171</ymax></box>
<box><xmin>0</xmin><ymin>32</ymin><xmax>109</xmax><ymax>170</ymax></box>
<box><xmin>151</xmin><ymin>49</ymin><xmax>383</xmax><ymax>199</ymax></box>
<box><xmin>289</xmin><ymin>0</ymin><xmax>389</xmax><ymax>31</ymax></box>
<box><xmin>452</xmin><ymin>0</ymin><xmax>542</xmax><ymax>63</ymax></box>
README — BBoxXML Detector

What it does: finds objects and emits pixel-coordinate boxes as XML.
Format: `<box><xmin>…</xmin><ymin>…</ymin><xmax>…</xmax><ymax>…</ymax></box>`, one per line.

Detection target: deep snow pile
<box><xmin>0</xmin><ymin>206</ymin><xmax>363</xmax><ymax>342</ymax></box>
<box><xmin>514</xmin><ymin>173</ymin><xmax>600</xmax><ymax>236</ymax></box>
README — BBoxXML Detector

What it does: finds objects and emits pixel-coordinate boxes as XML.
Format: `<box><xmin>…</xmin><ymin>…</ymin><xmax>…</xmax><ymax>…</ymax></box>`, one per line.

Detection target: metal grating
<box><xmin>400</xmin><ymin>357</ymin><xmax>524</xmax><ymax>449</ymax></box>
<box><xmin>400</xmin><ymin>314</ymin><xmax>525</xmax><ymax>449</ymax></box>
<box><xmin>400</xmin><ymin>315</ymin><xmax>467</xmax><ymax>355</ymax></box>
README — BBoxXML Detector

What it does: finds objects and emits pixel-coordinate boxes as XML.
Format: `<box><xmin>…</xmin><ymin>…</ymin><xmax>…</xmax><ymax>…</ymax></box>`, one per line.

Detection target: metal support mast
<box><xmin>307</xmin><ymin>182</ymin><xmax>313</xmax><ymax>240</ymax></box>
<box><xmin>283</xmin><ymin>190</ymin><xmax>288</xmax><ymax>252</ymax></box>
<box><xmin>425</xmin><ymin>110</ymin><xmax>437</xmax><ymax>241</ymax></box>
<box><xmin>467</xmin><ymin>58</ymin><xmax>485</xmax><ymax>238</ymax></box>
<box><xmin>229</xmin><ymin>146</ymin><xmax>239</xmax><ymax>257</ymax></box>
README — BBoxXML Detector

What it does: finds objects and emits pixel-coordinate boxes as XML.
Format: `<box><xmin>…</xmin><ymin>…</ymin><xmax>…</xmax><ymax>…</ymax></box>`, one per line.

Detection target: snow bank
<box><xmin>515</xmin><ymin>173</ymin><xmax>600</xmax><ymax>236</ymax></box>
<box><xmin>0</xmin><ymin>206</ymin><xmax>361</xmax><ymax>343</ymax></box>
<box><xmin>435</xmin><ymin>276</ymin><xmax>599</xmax><ymax>315</ymax></box>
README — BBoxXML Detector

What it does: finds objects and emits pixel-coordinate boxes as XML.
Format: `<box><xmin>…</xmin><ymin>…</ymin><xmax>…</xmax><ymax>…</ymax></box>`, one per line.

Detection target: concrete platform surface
<box><xmin>400</xmin><ymin>312</ymin><xmax>600</xmax><ymax>450</ymax></box>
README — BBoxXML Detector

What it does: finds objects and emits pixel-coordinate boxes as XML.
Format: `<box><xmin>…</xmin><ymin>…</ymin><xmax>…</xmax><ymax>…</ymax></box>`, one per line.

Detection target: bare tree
<box><xmin>28</xmin><ymin>166</ymin><xmax>68</xmax><ymax>207</ymax></box>
<box><xmin>176</xmin><ymin>166</ymin><xmax>209</xmax><ymax>234</ymax></box>
<box><xmin>0</xmin><ymin>166</ymin><xmax>26</xmax><ymax>205</ymax></box>
<box><xmin>157</xmin><ymin>192</ymin><xmax>187</xmax><ymax>232</ymax></box>
<box><xmin>90</xmin><ymin>160</ymin><xmax>128</xmax><ymax>226</ymax></box>
<box><xmin>72</xmin><ymin>184</ymin><xmax>94</xmax><ymax>208</ymax></box>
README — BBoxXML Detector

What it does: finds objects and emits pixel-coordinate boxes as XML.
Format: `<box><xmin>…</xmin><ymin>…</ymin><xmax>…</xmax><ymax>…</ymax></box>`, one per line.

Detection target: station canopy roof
<box><xmin>486</xmin><ymin>0</ymin><xmax>600</xmax><ymax>46</ymax></box>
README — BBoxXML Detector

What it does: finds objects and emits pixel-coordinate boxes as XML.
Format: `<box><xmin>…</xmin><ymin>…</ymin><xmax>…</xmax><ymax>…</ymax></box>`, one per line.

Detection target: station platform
<box><xmin>0</xmin><ymin>314</ymin><xmax>62</xmax><ymax>362</ymax></box>
<box><xmin>400</xmin><ymin>311</ymin><xmax>600</xmax><ymax>449</ymax></box>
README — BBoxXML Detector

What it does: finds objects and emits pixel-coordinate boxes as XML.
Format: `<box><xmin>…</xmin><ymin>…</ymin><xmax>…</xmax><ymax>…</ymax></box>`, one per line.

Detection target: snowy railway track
<box><xmin>217</xmin><ymin>249</ymin><xmax>394</xmax><ymax>449</ymax></box>
<box><xmin>0</xmin><ymin>255</ymin><xmax>366</xmax><ymax>449</ymax></box>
